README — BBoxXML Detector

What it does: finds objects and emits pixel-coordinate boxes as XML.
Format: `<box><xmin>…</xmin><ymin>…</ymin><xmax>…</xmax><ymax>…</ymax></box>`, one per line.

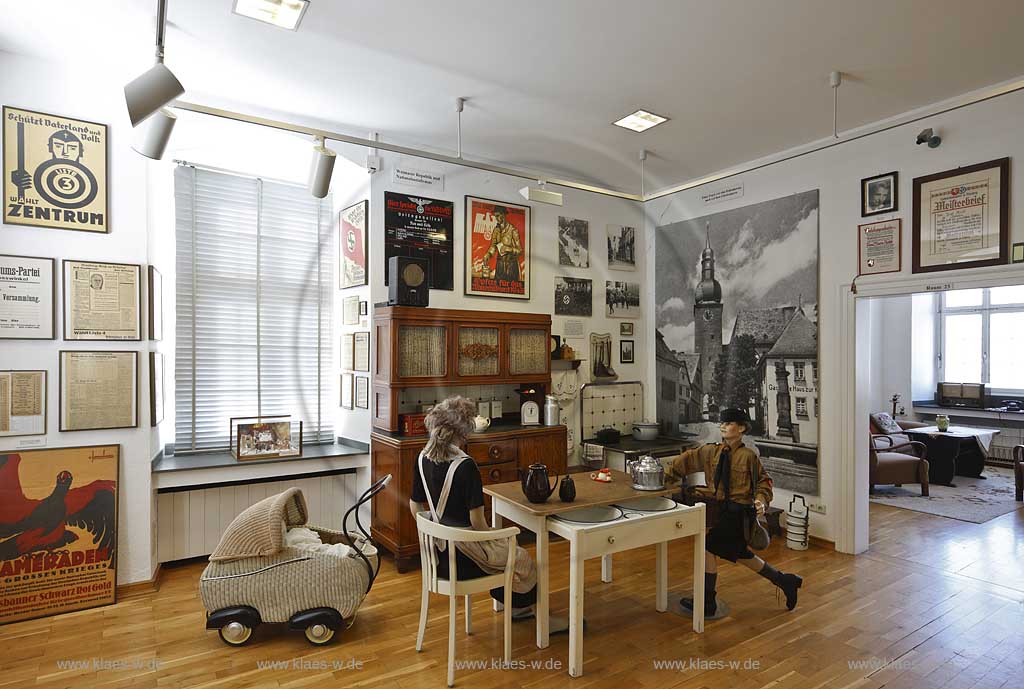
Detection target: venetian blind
<box><xmin>174</xmin><ymin>165</ymin><xmax>333</xmax><ymax>452</ymax></box>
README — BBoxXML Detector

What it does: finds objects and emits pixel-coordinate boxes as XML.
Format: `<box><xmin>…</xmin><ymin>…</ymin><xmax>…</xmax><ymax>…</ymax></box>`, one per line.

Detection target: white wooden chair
<box><xmin>415</xmin><ymin>512</ymin><xmax>520</xmax><ymax>687</ymax></box>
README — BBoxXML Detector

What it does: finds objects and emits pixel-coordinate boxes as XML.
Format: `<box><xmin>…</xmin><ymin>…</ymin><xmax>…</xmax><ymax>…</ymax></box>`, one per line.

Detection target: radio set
<box><xmin>387</xmin><ymin>256</ymin><xmax>430</xmax><ymax>307</ymax></box>
<box><xmin>935</xmin><ymin>382</ymin><xmax>986</xmax><ymax>409</ymax></box>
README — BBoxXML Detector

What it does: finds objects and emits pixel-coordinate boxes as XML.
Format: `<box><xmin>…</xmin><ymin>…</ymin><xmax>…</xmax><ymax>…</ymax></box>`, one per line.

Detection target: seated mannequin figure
<box><xmin>667</xmin><ymin>408</ymin><xmax>803</xmax><ymax>617</ymax></box>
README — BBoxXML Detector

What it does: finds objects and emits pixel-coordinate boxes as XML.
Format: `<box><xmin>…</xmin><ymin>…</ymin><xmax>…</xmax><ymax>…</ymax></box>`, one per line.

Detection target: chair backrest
<box><xmin>414</xmin><ymin>512</ymin><xmax>519</xmax><ymax>591</ymax></box>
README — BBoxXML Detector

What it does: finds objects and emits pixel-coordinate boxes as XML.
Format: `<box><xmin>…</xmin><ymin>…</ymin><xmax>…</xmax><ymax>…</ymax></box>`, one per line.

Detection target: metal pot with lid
<box><xmin>626</xmin><ymin>454</ymin><xmax>665</xmax><ymax>491</ymax></box>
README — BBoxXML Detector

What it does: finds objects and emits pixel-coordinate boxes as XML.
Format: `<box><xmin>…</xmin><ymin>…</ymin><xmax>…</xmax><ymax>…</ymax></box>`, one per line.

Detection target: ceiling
<box><xmin>4</xmin><ymin>0</ymin><xmax>1024</xmax><ymax>193</ymax></box>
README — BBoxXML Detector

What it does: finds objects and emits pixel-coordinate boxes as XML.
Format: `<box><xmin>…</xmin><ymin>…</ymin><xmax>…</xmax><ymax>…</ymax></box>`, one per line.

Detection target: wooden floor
<box><xmin>2</xmin><ymin>503</ymin><xmax>1022</xmax><ymax>689</ymax></box>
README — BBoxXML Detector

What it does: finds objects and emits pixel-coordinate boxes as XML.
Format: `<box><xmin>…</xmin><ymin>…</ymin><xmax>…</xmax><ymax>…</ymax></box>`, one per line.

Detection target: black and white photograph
<box><xmin>861</xmin><ymin>171</ymin><xmax>898</xmax><ymax>217</ymax></box>
<box><xmin>557</xmin><ymin>216</ymin><xmax>590</xmax><ymax>268</ymax></box>
<box><xmin>554</xmin><ymin>276</ymin><xmax>592</xmax><ymax>317</ymax></box>
<box><xmin>620</xmin><ymin>339</ymin><xmax>635</xmax><ymax>364</ymax></box>
<box><xmin>620</xmin><ymin>322</ymin><xmax>633</xmax><ymax>337</ymax></box>
<box><xmin>605</xmin><ymin>280</ymin><xmax>640</xmax><ymax>318</ymax></box>
<box><xmin>654</xmin><ymin>190</ymin><xmax>820</xmax><ymax>494</ymax></box>
<box><xmin>606</xmin><ymin>224</ymin><xmax>637</xmax><ymax>270</ymax></box>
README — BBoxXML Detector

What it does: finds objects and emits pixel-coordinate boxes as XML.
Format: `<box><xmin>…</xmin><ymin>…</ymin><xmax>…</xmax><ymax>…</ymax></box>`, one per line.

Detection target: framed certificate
<box><xmin>62</xmin><ymin>260</ymin><xmax>142</xmax><ymax>340</ymax></box>
<box><xmin>355</xmin><ymin>376</ymin><xmax>369</xmax><ymax>409</ymax></box>
<box><xmin>858</xmin><ymin>219</ymin><xmax>902</xmax><ymax>276</ymax></box>
<box><xmin>912</xmin><ymin>158</ymin><xmax>1009</xmax><ymax>273</ymax></box>
<box><xmin>0</xmin><ymin>254</ymin><xmax>56</xmax><ymax>340</ymax></box>
<box><xmin>341</xmin><ymin>333</ymin><xmax>355</xmax><ymax>370</ymax></box>
<box><xmin>343</xmin><ymin>295</ymin><xmax>359</xmax><ymax>325</ymax></box>
<box><xmin>354</xmin><ymin>331</ymin><xmax>370</xmax><ymax>372</ymax></box>
<box><xmin>59</xmin><ymin>350</ymin><xmax>139</xmax><ymax>431</ymax></box>
<box><xmin>0</xmin><ymin>370</ymin><xmax>47</xmax><ymax>437</ymax></box>
<box><xmin>341</xmin><ymin>373</ymin><xmax>354</xmax><ymax>410</ymax></box>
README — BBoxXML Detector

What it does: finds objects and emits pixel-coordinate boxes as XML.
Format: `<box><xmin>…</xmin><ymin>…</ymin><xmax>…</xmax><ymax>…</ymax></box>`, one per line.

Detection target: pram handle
<box><xmin>342</xmin><ymin>474</ymin><xmax>392</xmax><ymax>592</ymax></box>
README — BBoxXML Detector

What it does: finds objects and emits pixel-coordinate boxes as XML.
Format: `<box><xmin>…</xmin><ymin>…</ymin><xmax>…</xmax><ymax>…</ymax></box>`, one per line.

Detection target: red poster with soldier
<box><xmin>465</xmin><ymin>195</ymin><xmax>531</xmax><ymax>299</ymax></box>
<box><xmin>0</xmin><ymin>445</ymin><xmax>118</xmax><ymax>624</ymax></box>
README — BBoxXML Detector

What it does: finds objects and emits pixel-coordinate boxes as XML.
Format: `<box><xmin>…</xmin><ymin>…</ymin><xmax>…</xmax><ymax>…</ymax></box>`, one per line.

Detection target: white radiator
<box><xmin>156</xmin><ymin>471</ymin><xmax>360</xmax><ymax>563</ymax></box>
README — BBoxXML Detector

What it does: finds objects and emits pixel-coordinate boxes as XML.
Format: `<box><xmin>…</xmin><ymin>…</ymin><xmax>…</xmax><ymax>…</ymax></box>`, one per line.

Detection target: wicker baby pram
<box><xmin>200</xmin><ymin>475</ymin><xmax>390</xmax><ymax>646</ymax></box>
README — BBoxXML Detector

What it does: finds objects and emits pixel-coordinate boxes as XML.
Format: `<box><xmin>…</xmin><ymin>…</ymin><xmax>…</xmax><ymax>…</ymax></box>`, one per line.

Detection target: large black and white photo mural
<box><xmin>655</xmin><ymin>190</ymin><xmax>820</xmax><ymax>494</ymax></box>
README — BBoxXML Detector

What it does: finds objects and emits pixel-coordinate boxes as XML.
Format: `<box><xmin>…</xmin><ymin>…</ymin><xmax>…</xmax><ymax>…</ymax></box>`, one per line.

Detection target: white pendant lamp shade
<box><xmin>132</xmin><ymin>108</ymin><xmax>177</xmax><ymax>160</ymax></box>
<box><xmin>308</xmin><ymin>143</ymin><xmax>336</xmax><ymax>198</ymax></box>
<box><xmin>124</xmin><ymin>62</ymin><xmax>184</xmax><ymax>126</ymax></box>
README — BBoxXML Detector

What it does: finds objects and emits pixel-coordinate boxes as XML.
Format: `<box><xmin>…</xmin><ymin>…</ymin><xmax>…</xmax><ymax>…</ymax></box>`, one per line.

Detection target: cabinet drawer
<box><xmin>478</xmin><ymin>460</ymin><xmax>519</xmax><ymax>486</ymax></box>
<box><xmin>575</xmin><ymin>507</ymin><xmax>705</xmax><ymax>560</ymax></box>
<box><xmin>467</xmin><ymin>439</ymin><xmax>518</xmax><ymax>465</ymax></box>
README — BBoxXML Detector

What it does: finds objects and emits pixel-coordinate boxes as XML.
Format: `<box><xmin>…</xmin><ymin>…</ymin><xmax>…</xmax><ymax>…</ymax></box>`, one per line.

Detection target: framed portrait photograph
<box><xmin>620</xmin><ymin>322</ymin><xmax>633</xmax><ymax>337</ymax></box>
<box><xmin>912</xmin><ymin>158</ymin><xmax>1009</xmax><ymax>273</ymax></box>
<box><xmin>0</xmin><ymin>370</ymin><xmax>47</xmax><ymax>437</ymax></box>
<box><xmin>62</xmin><ymin>260</ymin><xmax>142</xmax><ymax>341</ymax></box>
<box><xmin>0</xmin><ymin>254</ymin><xmax>56</xmax><ymax>340</ymax></box>
<box><xmin>605</xmin><ymin>280</ymin><xmax>641</xmax><ymax>319</ymax></box>
<box><xmin>606</xmin><ymin>224</ymin><xmax>637</xmax><ymax>270</ymax></box>
<box><xmin>3</xmin><ymin>106</ymin><xmax>109</xmax><ymax>233</ymax></box>
<box><xmin>341</xmin><ymin>373</ymin><xmax>354</xmax><ymax>410</ymax></box>
<box><xmin>620</xmin><ymin>339</ymin><xmax>635</xmax><ymax>364</ymax></box>
<box><xmin>465</xmin><ymin>196</ymin><xmax>531</xmax><ymax>299</ymax></box>
<box><xmin>355</xmin><ymin>376</ymin><xmax>369</xmax><ymax>409</ymax></box>
<box><xmin>148</xmin><ymin>265</ymin><xmax>163</xmax><ymax>341</ymax></box>
<box><xmin>858</xmin><ymin>219</ymin><xmax>902</xmax><ymax>276</ymax></box>
<box><xmin>861</xmin><ymin>171</ymin><xmax>898</xmax><ymax>217</ymax></box>
<box><xmin>339</xmin><ymin>200</ymin><xmax>368</xmax><ymax>289</ymax></box>
<box><xmin>149</xmin><ymin>352</ymin><xmax>164</xmax><ymax>426</ymax></box>
<box><xmin>557</xmin><ymin>216</ymin><xmax>589</xmax><ymax>268</ymax></box>
<box><xmin>59</xmin><ymin>350</ymin><xmax>138</xmax><ymax>431</ymax></box>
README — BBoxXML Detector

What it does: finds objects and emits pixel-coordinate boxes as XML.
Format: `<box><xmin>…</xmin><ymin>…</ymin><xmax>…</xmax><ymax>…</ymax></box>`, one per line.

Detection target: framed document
<box><xmin>0</xmin><ymin>254</ymin><xmax>55</xmax><ymax>340</ymax></box>
<box><xmin>0</xmin><ymin>370</ymin><xmax>47</xmax><ymax>437</ymax></box>
<box><xmin>62</xmin><ymin>260</ymin><xmax>142</xmax><ymax>340</ymax></box>
<box><xmin>339</xmin><ymin>200</ymin><xmax>368</xmax><ymax>289</ymax></box>
<box><xmin>912</xmin><ymin>158</ymin><xmax>1009</xmax><ymax>273</ymax></box>
<box><xmin>343</xmin><ymin>295</ymin><xmax>359</xmax><ymax>325</ymax></box>
<box><xmin>3</xmin><ymin>106</ymin><xmax>110</xmax><ymax>233</ymax></box>
<box><xmin>861</xmin><ymin>171</ymin><xmax>898</xmax><ymax>217</ymax></box>
<box><xmin>149</xmin><ymin>352</ymin><xmax>164</xmax><ymax>426</ymax></box>
<box><xmin>858</xmin><ymin>219</ymin><xmax>902</xmax><ymax>276</ymax></box>
<box><xmin>384</xmin><ymin>192</ymin><xmax>455</xmax><ymax>290</ymax></box>
<box><xmin>59</xmin><ymin>350</ymin><xmax>138</xmax><ymax>431</ymax></box>
<box><xmin>341</xmin><ymin>373</ymin><xmax>354</xmax><ymax>410</ymax></box>
<box><xmin>0</xmin><ymin>445</ymin><xmax>118</xmax><ymax>624</ymax></box>
<box><xmin>341</xmin><ymin>333</ymin><xmax>355</xmax><ymax>370</ymax></box>
<box><xmin>465</xmin><ymin>196</ymin><xmax>531</xmax><ymax>299</ymax></box>
<box><xmin>148</xmin><ymin>266</ymin><xmax>163</xmax><ymax>341</ymax></box>
<box><xmin>355</xmin><ymin>376</ymin><xmax>369</xmax><ymax>409</ymax></box>
<box><xmin>354</xmin><ymin>331</ymin><xmax>370</xmax><ymax>372</ymax></box>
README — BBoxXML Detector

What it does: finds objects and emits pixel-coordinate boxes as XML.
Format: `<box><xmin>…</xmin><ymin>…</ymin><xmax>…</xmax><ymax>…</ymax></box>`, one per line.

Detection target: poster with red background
<box><xmin>339</xmin><ymin>201</ymin><xmax>367</xmax><ymax>289</ymax></box>
<box><xmin>465</xmin><ymin>195</ymin><xmax>531</xmax><ymax>299</ymax></box>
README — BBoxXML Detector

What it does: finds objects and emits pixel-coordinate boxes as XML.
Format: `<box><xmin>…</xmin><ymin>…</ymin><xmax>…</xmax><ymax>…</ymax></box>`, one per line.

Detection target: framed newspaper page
<box><xmin>0</xmin><ymin>370</ymin><xmax>47</xmax><ymax>437</ymax></box>
<box><xmin>912</xmin><ymin>158</ymin><xmax>1009</xmax><ymax>273</ymax></box>
<box><xmin>0</xmin><ymin>254</ymin><xmax>56</xmax><ymax>340</ymax></box>
<box><xmin>59</xmin><ymin>351</ymin><xmax>139</xmax><ymax>431</ymax></box>
<box><xmin>62</xmin><ymin>260</ymin><xmax>142</xmax><ymax>340</ymax></box>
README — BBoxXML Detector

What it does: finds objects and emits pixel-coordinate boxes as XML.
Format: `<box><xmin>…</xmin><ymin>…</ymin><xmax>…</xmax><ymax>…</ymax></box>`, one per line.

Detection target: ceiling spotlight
<box><xmin>233</xmin><ymin>0</ymin><xmax>310</xmax><ymax>30</ymax></box>
<box><xmin>519</xmin><ymin>182</ymin><xmax>563</xmax><ymax>206</ymax></box>
<box><xmin>124</xmin><ymin>0</ymin><xmax>184</xmax><ymax>127</ymax></box>
<box><xmin>916</xmin><ymin>128</ymin><xmax>942</xmax><ymax>148</ymax></box>
<box><xmin>308</xmin><ymin>137</ymin><xmax>336</xmax><ymax>198</ymax></box>
<box><xmin>613</xmin><ymin>109</ymin><xmax>669</xmax><ymax>133</ymax></box>
<box><xmin>131</xmin><ymin>108</ymin><xmax>177</xmax><ymax>160</ymax></box>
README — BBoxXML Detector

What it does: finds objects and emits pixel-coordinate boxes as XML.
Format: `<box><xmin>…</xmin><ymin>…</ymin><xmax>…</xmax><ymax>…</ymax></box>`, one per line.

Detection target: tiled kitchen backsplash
<box><xmin>581</xmin><ymin>381</ymin><xmax>645</xmax><ymax>440</ymax></box>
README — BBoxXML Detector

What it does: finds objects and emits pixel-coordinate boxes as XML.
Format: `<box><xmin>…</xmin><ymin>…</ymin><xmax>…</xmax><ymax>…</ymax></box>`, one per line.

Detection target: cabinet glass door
<box><xmin>508</xmin><ymin>327</ymin><xmax>549</xmax><ymax>375</ymax></box>
<box><xmin>457</xmin><ymin>326</ymin><xmax>500</xmax><ymax>377</ymax></box>
<box><xmin>397</xmin><ymin>325</ymin><xmax>447</xmax><ymax>378</ymax></box>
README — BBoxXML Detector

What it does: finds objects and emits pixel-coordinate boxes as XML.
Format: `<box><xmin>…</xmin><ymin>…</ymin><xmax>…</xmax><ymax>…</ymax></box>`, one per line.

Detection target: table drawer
<box><xmin>467</xmin><ymin>439</ymin><xmax>518</xmax><ymax>465</ymax></box>
<box><xmin>479</xmin><ymin>460</ymin><xmax>519</xmax><ymax>486</ymax></box>
<box><xmin>577</xmin><ymin>507</ymin><xmax>704</xmax><ymax>559</ymax></box>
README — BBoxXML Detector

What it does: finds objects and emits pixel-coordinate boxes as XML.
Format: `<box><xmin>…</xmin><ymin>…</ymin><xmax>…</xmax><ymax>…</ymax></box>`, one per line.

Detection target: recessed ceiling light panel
<box><xmin>613</xmin><ymin>109</ymin><xmax>669</xmax><ymax>133</ymax></box>
<box><xmin>233</xmin><ymin>0</ymin><xmax>310</xmax><ymax>31</ymax></box>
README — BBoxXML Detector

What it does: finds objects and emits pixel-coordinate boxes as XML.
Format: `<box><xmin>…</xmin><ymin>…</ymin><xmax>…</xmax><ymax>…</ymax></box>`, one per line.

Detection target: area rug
<box><xmin>869</xmin><ymin>466</ymin><xmax>1023</xmax><ymax>523</ymax></box>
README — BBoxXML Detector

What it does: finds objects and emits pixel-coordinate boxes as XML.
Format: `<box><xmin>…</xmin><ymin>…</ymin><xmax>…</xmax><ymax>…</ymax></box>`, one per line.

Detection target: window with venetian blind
<box><xmin>173</xmin><ymin>164</ymin><xmax>333</xmax><ymax>452</ymax></box>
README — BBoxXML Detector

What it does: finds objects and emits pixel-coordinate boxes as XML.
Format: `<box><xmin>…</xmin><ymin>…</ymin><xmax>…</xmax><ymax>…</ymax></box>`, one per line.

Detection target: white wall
<box><xmin>644</xmin><ymin>88</ymin><xmax>1024</xmax><ymax>542</ymax></box>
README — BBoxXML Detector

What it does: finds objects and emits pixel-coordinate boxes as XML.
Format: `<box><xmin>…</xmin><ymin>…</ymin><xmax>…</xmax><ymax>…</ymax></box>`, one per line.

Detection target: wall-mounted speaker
<box><xmin>388</xmin><ymin>256</ymin><xmax>430</xmax><ymax>307</ymax></box>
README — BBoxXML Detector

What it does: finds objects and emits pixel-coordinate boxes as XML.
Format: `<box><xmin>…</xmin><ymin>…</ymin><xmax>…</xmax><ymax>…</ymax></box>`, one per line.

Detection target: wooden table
<box><xmin>484</xmin><ymin>469</ymin><xmax>704</xmax><ymax>674</ymax></box>
<box><xmin>905</xmin><ymin>425</ymin><xmax>999</xmax><ymax>484</ymax></box>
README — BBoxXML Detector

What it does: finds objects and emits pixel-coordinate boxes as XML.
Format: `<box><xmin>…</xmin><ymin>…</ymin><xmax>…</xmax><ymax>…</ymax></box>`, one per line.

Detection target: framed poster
<box><xmin>606</xmin><ymin>224</ymin><xmax>637</xmax><ymax>270</ymax></box>
<box><xmin>861</xmin><ymin>171</ymin><xmax>898</xmax><ymax>217</ymax></box>
<box><xmin>912</xmin><ymin>158</ymin><xmax>1009</xmax><ymax>273</ymax></box>
<box><xmin>383</xmin><ymin>192</ymin><xmax>454</xmax><ymax>290</ymax></box>
<box><xmin>620</xmin><ymin>340</ymin><xmax>635</xmax><ymax>364</ymax></box>
<box><xmin>343</xmin><ymin>295</ymin><xmax>359</xmax><ymax>325</ymax></box>
<box><xmin>62</xmin><ymin>260</ymin><xmax>142</xmax><ymax>341</ymax></box>
<box><xmin>0</xmin><ymin>254</ymin><xmax>56</xmax><ymax>340</ymax></box>
<box><xmin>341</xmin><ymin>373</ymin><xmax>354</xmax><ymax>410</ymax></box>
<box><xmin>59</xmin><ymin>350</ymin><xmax>138</xmax><ymax>431</ymax></box>
<box><xmin>858</xmin><ymin>219</ymin><xmax>902</xmax><ymax>276</ymax></box>
<box><xmin>0</xmin><ymin>444</ymin><xmax>119</xmax><ymax>624</ymax></box>
<box><xmin>2</xmin><ymin>106</ymin><xmax>109</xmax><ymax>233</ymax></box>
<box><xmin>355</xmin><ymin>376</ymin><xmax>369</xmax><ymax>409</ymax></box>
<box><xmin>465</xmin><ymin>196</ymin><xmax>531</xmax><ymax>299</ymax></box>
<box><xmin>148</xmin><ymin>265</ymin><xmax>163</xmax><ymax>341</ymax></box>
<box><xmin>149</xmin><ymin>352</ymin><xmax>164</xmax><ymax>427</ymax></box>
<box><xmin>341</xmin><ymin>333</ymin><xmax>354</xmax><ymax>370</ymax></box>
<box><xmin>0</xmin><ymin>370</ymin><xmax>46</xmax><ymax>437</ymax></box>
<box><xmin>339</xmin><ymin>200</ymin><xmax>368</xmax><ymax>289</ymax></box>
<box><xmin>354</xmin><ymin>331</ymin><xmax>370</xmax><ymax>372</ymax></box>
<box><xmin>605</xmin><ymin>280</ymin><xmax>641</xmax><ymax>318</ymax></box>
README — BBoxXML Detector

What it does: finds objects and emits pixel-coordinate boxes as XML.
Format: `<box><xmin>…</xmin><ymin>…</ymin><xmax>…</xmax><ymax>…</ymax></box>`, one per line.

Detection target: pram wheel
<box><xmin>304</xmin><ymin>624</ymin><xmax>335</xmax><ymax>645</ymax></box>
<box><xmin>289</xmin><ymin>608</ymin><xmax>344</xmax><ymax>646</ymax></box>
<box><xmin>218</xmin><ymin>621</ymin><xmax>254</xmax><ymax>646</ymax></box>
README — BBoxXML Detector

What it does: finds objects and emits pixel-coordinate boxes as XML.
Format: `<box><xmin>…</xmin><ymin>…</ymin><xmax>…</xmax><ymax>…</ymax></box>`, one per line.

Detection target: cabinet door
<box><xmin>518</xmin><ymin>429</ymin><xmax>568</xmax><ymax>474</ymax></box>
<box><xmin>507</xmin><ymin>325</ymin><xmax>550</xmax><ymax>377</ymax></box>
<box><xmin>455</xmin><ymin>324</ymin><xmax>501</xmax><ymax>380</ymax></box>
<box><xmin>395</xmin><ymin>323</ymin><xmax>449</xmax><ymax>381</ymax></box>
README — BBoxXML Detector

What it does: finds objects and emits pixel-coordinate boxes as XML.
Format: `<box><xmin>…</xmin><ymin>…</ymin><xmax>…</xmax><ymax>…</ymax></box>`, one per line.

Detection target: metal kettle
<box><xmin>626</xmin><ymin>455</ymin><xmax>665</xmax><ymax>491</ymax></box>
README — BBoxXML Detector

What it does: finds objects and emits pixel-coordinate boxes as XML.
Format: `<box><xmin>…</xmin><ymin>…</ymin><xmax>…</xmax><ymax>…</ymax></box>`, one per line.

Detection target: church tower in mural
<box><xmin>693</xmin><ymin>221</ymin><xmax>723</xmax><ymax>398</ymax></box>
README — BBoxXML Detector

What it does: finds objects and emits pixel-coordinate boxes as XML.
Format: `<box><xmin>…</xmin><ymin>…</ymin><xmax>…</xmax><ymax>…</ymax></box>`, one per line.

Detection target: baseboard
<box><xmin>809</xmin><ymin>535</ymin><xmax>835</xmax><ymax>550</ymax></box>
<box><xmin>116</xmin><ymin>563</ymin><xmax>163</xmax><ymax>598</ymax></box>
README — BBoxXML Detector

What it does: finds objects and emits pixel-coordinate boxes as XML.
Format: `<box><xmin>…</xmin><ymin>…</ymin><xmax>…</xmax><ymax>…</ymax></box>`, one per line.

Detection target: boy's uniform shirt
<box><xmin>669</xmin><ymin>442</ymin><xmax>773</xmax><ymax>507</ymax></box>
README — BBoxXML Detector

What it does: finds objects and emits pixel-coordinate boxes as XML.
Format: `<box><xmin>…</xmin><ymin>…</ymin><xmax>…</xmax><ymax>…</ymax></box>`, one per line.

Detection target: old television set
<box><xmin>936</xmin><ymin>382</ymin><xmax>986</xmax><ymax>408</ymax></box>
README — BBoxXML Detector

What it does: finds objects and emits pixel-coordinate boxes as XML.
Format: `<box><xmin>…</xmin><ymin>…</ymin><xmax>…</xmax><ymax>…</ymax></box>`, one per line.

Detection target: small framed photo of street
<box><xmin>619</xmin><ymin>339</ymin><xmax>635</xmax><ymax>364</ymax></box>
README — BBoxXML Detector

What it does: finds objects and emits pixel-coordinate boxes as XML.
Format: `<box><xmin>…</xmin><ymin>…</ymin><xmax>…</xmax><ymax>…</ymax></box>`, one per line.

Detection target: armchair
<box><xmin>869</xmin><ymin>413</ymin><xmax>930</xmax><ymax>496</ymax></box>
<box><xmin>1013</xmin><ymin>445</ymin><xmax>1023</xmax><ymax>502</ymax></box>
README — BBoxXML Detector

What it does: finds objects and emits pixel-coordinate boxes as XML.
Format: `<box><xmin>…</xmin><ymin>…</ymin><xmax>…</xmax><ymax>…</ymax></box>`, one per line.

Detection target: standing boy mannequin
<box><xmin>667</xmin><ymin>408</ymin><xmax>803</xmax><ymax>617</ymax></box>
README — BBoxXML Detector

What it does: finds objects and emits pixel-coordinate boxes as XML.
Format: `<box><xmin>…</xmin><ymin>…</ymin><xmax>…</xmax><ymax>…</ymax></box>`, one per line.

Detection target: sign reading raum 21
<box><xmin>3</xmin><ymin>106</ymin><xmax>109</xmax><ymax>233</ymax></box>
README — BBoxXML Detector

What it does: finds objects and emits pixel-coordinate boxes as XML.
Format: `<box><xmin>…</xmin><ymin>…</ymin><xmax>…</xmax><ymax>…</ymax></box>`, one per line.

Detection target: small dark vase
<box><xmin>559</xmin><ymin>475</ymin><xmax>576</xmax><ymax>503</ymax></box>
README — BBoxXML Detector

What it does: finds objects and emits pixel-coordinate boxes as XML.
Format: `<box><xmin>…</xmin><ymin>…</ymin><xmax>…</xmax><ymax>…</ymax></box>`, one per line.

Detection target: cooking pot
<box><xmin>595</xmin><ymin>427</ymin><xmax>621</xmax><ymax>444</ymax></box>
<box><xmin>626</xmin><ymin>455</ymin><xmax>665</xmax><ymax>491</ymax></box>
<box><xmin>632</xmin><ymin>422</ymin><xmax>659</xmax><ymax>441</ymax></box>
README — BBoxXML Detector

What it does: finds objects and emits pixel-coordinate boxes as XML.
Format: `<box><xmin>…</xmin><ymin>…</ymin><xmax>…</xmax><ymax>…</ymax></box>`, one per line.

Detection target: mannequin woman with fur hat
<box><xmin>667</xmin><ymin>408</ymin><xmax>803</xmax><ymax>617</ymax></box>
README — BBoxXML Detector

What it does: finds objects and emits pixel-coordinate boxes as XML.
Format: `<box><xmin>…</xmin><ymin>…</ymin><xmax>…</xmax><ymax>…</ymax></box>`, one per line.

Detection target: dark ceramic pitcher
<box><xmin>520</xmin><ymin>463</ymin><xmax>558</xmax><ymax>503</ymax></box>
<box><xmin>558</xmin><ymin>475</ymin><xmax>576</xmax><ymax>502</ymax></box>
